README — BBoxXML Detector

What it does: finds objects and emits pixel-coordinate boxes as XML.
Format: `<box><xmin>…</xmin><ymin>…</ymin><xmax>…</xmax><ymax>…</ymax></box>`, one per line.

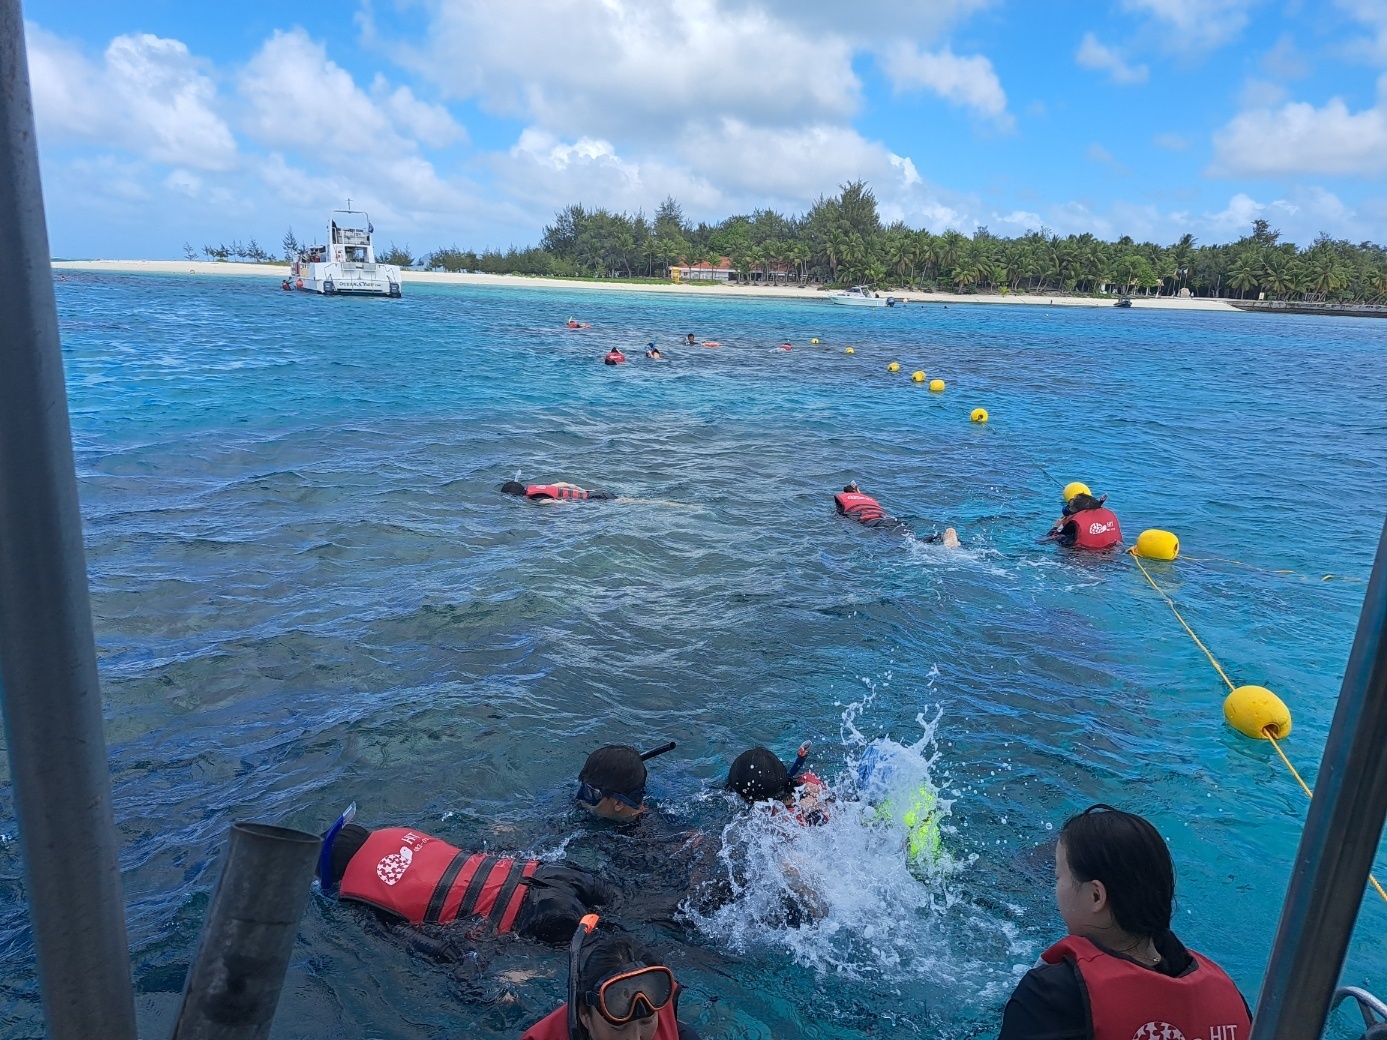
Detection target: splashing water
<box><xmin>687</xmin><ymin>700</ymin><xmax>1026</xmax><ymax>1009</ymax></box>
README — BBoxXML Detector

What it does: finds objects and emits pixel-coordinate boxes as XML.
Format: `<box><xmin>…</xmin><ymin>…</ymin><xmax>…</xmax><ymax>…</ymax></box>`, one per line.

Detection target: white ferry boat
<box><xmin>290</xmin><ymin>208</ymin><xmax>402</xmax><ymax>297</ymax></box>
<box><xmin>828</xmin><ymin>285</ymin><xmax>902</xmax><ymax>308</ymax></box>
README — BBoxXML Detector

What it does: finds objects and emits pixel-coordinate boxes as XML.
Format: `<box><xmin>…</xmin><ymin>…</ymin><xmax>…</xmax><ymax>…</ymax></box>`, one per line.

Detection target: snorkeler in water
<box><xmin>502</xmin><ymin>481</ymin><xmax>618</xmax><ymax>502</ymax></box>
<box><xmin>834</xmin><ymin>483</ymin><xmax>960</xmax><ymax>545</ymax></box>
<box><xmin>726</xmin><ymin>743</ymin><xmax>829</xmax><ymax>826</ymax></box>
<box><xmin>576</xmin><ymin>743</ymin><xmax>677</xmax><ymax>822</ymax></box>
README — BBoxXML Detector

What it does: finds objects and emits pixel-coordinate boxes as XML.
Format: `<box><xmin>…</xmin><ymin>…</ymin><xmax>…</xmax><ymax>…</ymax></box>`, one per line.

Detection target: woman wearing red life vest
<box><xmin>834</xmin><ymin>483</ymin><xmax>961</xmax><ymax>545</ymax></box>
<box><xmin>502</xmin><ymin>481</ymin><xmax>619</xmax><ymax>502</ymax></box>
<box><xmin>1046</xmin><ymin>491</ymin><xmax>1123</xmax><ymax>550</ymax></box>
<box><xmin>1000</xmin><ymin>805</ymin><xmax>1250</xmax><ymax>1040</ymax></box>
<box><xmin>520</xmin><ymin>917</ymin><xmax>699</xmax><ymax>1040</ymax></box>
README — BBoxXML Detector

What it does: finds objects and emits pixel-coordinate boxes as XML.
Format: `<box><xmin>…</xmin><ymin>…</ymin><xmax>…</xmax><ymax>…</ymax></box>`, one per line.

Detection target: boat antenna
<box><xmin>345</xmin><ymin>197</ymin><xmax>352</xmax><ymax>212</ymax></box>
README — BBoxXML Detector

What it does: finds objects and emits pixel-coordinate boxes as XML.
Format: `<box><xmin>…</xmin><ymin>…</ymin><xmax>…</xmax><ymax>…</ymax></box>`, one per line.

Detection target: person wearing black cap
<box><xmin>726</xmin><ymin>743</ymin><xmax>829</xmax><ymax>826</ymax></box>
<box><xmin>577</xmin><ymin>745</ymin><xmax>652</xmax><ymax>822</ymax></box>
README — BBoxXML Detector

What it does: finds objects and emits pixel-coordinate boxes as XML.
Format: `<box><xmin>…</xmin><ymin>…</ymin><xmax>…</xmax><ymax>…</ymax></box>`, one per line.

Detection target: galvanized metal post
<box><xmin>172</xmin><ymin>823</ymin><xmax>321</xmax><ymax>1040</ymax></box>
<box><xmin>0</xmin><ymin>3</ymin><xmax>138</xmax><ymax>1037</ymax></box>
<box><xmin>1251</xmin><ymin>516</ymin><xmax>1387</xmax><ymax>1040</ymax></box>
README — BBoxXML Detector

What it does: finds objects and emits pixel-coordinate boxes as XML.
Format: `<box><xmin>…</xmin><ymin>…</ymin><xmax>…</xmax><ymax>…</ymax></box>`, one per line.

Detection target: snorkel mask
<box><xmin>567</xmin><ymin>915</ymin><xmax>675</xmax><ymax>1039</ymax></box>
<box><xmin>574</xmin><ymin>741</ymin><xmax>676</xmax><ymax>812</ymax></box>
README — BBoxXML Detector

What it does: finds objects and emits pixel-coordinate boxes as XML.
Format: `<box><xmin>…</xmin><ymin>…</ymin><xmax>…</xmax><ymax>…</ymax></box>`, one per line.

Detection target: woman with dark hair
<box><xmin>1000</xmin><ymin>805</ymin><xmax>1250</xmax><ymax>1040</ymax></box>
<box><xmin>520</xmin><ymin>922</ymin><xmax>699</xmax><ymax>1040</ymax></box>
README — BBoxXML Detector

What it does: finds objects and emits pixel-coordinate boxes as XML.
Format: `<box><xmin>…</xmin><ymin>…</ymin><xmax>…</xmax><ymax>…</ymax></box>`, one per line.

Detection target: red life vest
<box><xmin>521</xmin><ymin>997</ymin><xmax>682</xmax><ymax>1040</ymax></box>
<box><xmin>526</xmin><ymin>484</ymin><xmax>589</xmax><ymax>501</ymax></box>
<box><xmin>789</xmin><ymin>770</ymin><xmax>830</xmax><ymax>825</ymax></box>
<box><xmin>604</xmin><ymin>351</ymin><xmax>626</xmax><ymax>364</ymax></box>
<box><xmin>1068</xmin><ymin>507</ymin><xmax>1122</xmax><ymax>550</ymax></box>
<box><xmin>338</xmin><ymin>827</ymin><xmax>538</xmax><ymax>931</ymax></box>
<box><xmin>835</xmin><ymin>492</ymin><xmax>886</xmax><ymax>523</ymax></box>
<box><xmin>1041</xmin><ymin>936</ymin><xmax>1249</xmax><ymax>1040</ymax></box>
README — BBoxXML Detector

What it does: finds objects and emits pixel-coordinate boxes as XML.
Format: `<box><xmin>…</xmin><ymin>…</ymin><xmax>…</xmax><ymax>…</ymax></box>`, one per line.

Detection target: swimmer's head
<box><xmin>578</xmin><ymin>745</ymin><xmax>648</xmax><ymax>821</ymax></box>
<box><xmin>727</xmin><ymin>746</ymin><xmax>792</xmax><ymax>804</ymax></box>
<box><xmin>501</xmin><ymin>481</ymin><xmax>526</xmax><ymax>496</ymax></box>
<box><xmin>843</xmin><ymin>482</ymin><xmax>860</xmax><ymax>493</ymax></box>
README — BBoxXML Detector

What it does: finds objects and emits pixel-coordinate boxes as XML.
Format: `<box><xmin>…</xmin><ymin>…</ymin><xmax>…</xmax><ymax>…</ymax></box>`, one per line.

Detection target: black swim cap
<box><xmin>843</xmin><ymin>483</ymin><xmax>859</xmax><ymax>493</ymax></box>
<box><xmin>1065</xmin><ymin>492</ymin><xmax>1105</xmax><ymax>515</ymax></box>
<box><xmin>580</xmin><ymin>745</ymin><xmax>647</xmax><ymax>798</ymax></box>
<box><xmin>727</xmin><ymin>747</ymin><xmax>791</xmax><ymax>802</ymax></box>
<box><xmin>501</xmin><ymin>481</ymin><xmax>526</xmax><ymax>496</ymax></box>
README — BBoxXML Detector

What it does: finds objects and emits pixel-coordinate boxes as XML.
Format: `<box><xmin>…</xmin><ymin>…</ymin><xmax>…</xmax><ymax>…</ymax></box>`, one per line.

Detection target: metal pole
<box><xmin>172</xmin><ymin>823</ymin><xmax>321</xmax><ymax>1040</ymax></box>
<box><xmin>1251</xmin><ymin>517</ymin><xmax>1387</xmax><ymax>1040</ymax></box>
<box><xmin>0</xmin><ymin>3</ymin><xmax>138</xmax><ymax>1038</ymax></box>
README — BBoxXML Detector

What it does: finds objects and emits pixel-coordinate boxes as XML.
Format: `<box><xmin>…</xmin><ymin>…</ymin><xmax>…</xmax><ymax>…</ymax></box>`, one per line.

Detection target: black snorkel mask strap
<box><xmin>639</xmin><ymin>741</ymin><xmax>676</xmax><ymax>762</ymax></box>
<box><xmin>317</xmin><ymin>802</ymin><xmax>356</xmax><ymax>896</ymax></box>
<box><xmin>568</xmin><ymin>914</ymin><xmax>600</xmax><ymax>1040</ymax></box>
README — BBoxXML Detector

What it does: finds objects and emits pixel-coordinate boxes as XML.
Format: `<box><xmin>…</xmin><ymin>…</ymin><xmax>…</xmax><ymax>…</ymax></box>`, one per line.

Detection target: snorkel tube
<box><xmin>787</xmin><ymin>741</ymin><xmax>811</xmax><ymax>779</ymax></box>
<box><xmin>316</xmin><ymin>802</ymin><xmax>356</xmax><ymax>896</ymax></box>
<box><xmin>639</xmin><ymin>741</ymin><xmax>676</xmax><ymax>762</ymax></box>
<box><xmin>568</xmin><ymin>913</ymin><xmax>601</xmax><ymax>1040</ymax></box>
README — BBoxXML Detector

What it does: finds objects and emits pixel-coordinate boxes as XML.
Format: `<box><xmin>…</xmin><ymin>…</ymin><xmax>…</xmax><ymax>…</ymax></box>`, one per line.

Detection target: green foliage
<box><xmin>378</xmin><ymin>243</ymin><xmax>415</xmax><ymax>267</ymax></box>
<box><xmin>404</xmin><ymin>181</ymin><xmax>1387</xmax><ymax>302</ymax></box>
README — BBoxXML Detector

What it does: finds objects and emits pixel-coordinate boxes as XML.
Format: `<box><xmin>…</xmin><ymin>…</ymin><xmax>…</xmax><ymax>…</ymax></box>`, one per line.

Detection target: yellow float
<box><xmin>811</xmin><ymin>338</ymin><xmax>820</xmax><ymax>344</ymax></box>
<box><xmin>888</xmin><ymin>362</ymin><xmax>900</xmax><ymax>373</ymax></box>
<box><xmin>970</xmin><ymin>408</ymin><xmax>988</xmax><ymax>422</ymax></box>
<box><xmin>845</xmin><ymin>347</ymin><xmax>855</xmax><ymax>355</ymax></box>
<box><xmin>929</xmin><ymin>379</ymin><xmax>945</xmax><ymax>391</ymax></box>
<box><xmin>1062</xmin><ymin>481</ymin><xmax>1090</xmax><ymax>502</ymax></box>
<box><xmin>1134</xmin><ymin>529</ymin><xmax>1180</xmax><ymax>561</ymax></box>
<box><xmin>912</xmin><ymin>370</ymin><xmax>925</xmax><ymax>382</ymax></box>
<box><xmin>1224</xmin><ymin>685</ymin><xmax>1292</xmax><ymax>740</ymax></box>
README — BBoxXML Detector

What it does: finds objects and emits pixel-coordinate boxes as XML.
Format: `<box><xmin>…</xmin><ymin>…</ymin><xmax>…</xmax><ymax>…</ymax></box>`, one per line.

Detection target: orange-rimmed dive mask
<box><xmin>584</xmin><ymin>965</ymin><xmax>675</xmax><ymax>1025</ymax></box>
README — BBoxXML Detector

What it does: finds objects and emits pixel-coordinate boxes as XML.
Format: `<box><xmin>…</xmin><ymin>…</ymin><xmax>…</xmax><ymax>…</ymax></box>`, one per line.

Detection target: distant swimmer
<box><xmin>318</xmin><ymin>812</ymin><xmax>613</xmax><ymax>945</ymax></box>
<box><xmin>503</xmin><ymin>481</ymin><xmax>618</xmax><ymax>502</ymax></box>
<box><xmin>684</xmin><ymin>333</ymin><xmax>696</xmax><ymax>345</ymax></box>
<box><xmin>645</xmin><ymin>342</ymin><xmax>662</xmax><ymax>359</ymax></box>
<box><xmin>576</xmin><ymin>742</ymin><xmax>676</xmax><ymax>822</ymax></box>
<box><xmin>701</xmin><ymin>341</ymin><xmax>721</xmax><ymax>348</ymax></box>
<box><xmin>835</xmin><ymin>483</ymin><xmax>959</xmax><ymax>544</ymax></box>
<box><xmin>604</xmin><ymin>349</ymin><xmax>627</xmax><ymax>365</ymax></box>
<box><xmin>1044</xmin><ymin>485</ymin><xmax>1122</xmax><ymax>550</ymax></box>
<box><xmin>520</xmin><ymin>919</ymin><xmax>700</xmax><ymax>1040</ymax></box>
<box><xmin>775</xmin><ymin>343</ymin><xmax>792</xmax><ymax>351</ymax></box>
<box><xmin>566</xmin><ymin>317</ymin><xmax>591</xmax><ymax>329</ymax></box>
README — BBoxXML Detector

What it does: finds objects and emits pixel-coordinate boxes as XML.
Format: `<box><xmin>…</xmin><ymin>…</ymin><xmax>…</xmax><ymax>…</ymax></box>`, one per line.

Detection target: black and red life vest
<box><xmin>521</xmin><ymin>996</ymin><xmax>682</xmax><ymax>1040</ymax></box>
<box><xmin>338</xmin><ymin>827</ymin><xmax>538</xmax><ymax>931</ymax></box>
<box><xmin>788</xmin><ymin>770</ymin><xmax>830</xmax><ymax>826</ymax></box>
<box><xmin>526</xmin><ymin>484</ymin><xmax>589</xmax><ymax>501</ymax></box>
<box><xmin>835</xmin><ymin>492</ymin><xmax>886</xmax><ymax>524</ymax></box>
<box><xmin>1041</xmin><ymin>936</ymin><xmax>1249</xmax><ymax>1040</ymax></box>
<box><xmin>604</xmin><ymin>350</ymin><xmax>626</xmax><ymax>364</ymax></box>
<box><xmin>1066</xmin><ymin>507</ymin><xmax>1122</xmax><ymax>550</ymax></box>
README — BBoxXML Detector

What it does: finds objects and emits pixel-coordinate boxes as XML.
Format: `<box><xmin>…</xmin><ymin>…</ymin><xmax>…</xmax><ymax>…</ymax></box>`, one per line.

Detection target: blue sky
<box><xmin>22</xmin><ymin>0</ymin><xmax>1387</xmax><ymax>258</ymax></box>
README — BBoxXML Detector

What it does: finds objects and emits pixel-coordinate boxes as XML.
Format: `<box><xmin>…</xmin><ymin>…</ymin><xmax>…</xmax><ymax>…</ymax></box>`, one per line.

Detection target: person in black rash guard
<box><xmin>501</xmin><ymin>481</ymin><xmax>618</xmax><ymax>502</ymax></box>
<box><xmin>999</xmin><ymin>805</ymin><xmax>1251</xmax><ymax>1040</ymax></box>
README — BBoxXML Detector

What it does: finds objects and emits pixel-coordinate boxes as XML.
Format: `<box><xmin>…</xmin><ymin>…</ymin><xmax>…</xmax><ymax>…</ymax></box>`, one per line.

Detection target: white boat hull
<box><xmin>292</xmin><ymin>260</ymin><xmax>402</xmax><ymax>297</ymax></box>
<box><xmin>829</xmin><ymin>293</ymin><xmax>888</xmax><ymax>307</ymax></box>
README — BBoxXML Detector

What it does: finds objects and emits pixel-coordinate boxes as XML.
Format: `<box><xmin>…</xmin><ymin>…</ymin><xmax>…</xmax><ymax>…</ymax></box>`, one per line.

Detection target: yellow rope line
<box><xmin>1129</xmin><ymin>550</ymin><xmax>1387</xmax><ymax>905</ymax></box>
<box><xmin>1182</xmin><ymin>554</ymin><xmax>1364</xmax><ymax>584</ymax></box>
<box><xmin>1129</xmin><ymin>552</ymin><xmax>1236</xmax><ymax>692</ymax></box>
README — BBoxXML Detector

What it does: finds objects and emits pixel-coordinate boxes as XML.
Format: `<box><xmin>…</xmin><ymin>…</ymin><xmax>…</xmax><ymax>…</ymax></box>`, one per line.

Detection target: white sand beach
<box><xmin>52</xmin><ymin>260</ymin><xmax>1243</xmax><ymax>312</ymax></box>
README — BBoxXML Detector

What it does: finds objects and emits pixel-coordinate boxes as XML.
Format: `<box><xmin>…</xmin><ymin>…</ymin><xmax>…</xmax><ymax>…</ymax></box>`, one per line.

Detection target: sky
<box><xmin>21</xmin><ymin>0</ymin><xmax>1387</xmax><ymax>259</ymax></box>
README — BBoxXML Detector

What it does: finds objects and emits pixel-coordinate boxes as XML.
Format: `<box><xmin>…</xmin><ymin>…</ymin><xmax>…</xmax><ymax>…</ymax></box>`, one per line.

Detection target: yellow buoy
<box><xmin>1062</xmin><ymin>481</ymin><xmax>1091</xmax><ymax>503</ymax></box>
<box><xmin>811</xmin><ymin>338</ymin><xmax>819</xmax><ymax>344</ymax></box>
<box><xmin>888</xmin><ymin>362</ymin><xmax>900</xmax><ymax>373</ymax></box>
<box><xmin>912</xmin><ymin>370</ymin><xmax>925</xmax><ymax>382</ymax></box>
<box><xmin>845</xmin><ymin>347</ymin><xmax>855</xmax><ymax>355</ymax></box>
<box><xmin>971</xmin><ymin>408</ymin><xmax>988</xmax><ymax>423</ymax></box>
<box><xmin>1134</xmin><ymin>529</ymin><xmax>1180</xmax><ymax>561</ymax></box>
<box><xmin>929</xmin><ymin>378</ymin><xmax>945</xmax><ymax>391</ymax></box>
<box><xmin>1224</xmin><ymin>685</ymin><xmax>1293</xmax><ymax>740</ymax></box>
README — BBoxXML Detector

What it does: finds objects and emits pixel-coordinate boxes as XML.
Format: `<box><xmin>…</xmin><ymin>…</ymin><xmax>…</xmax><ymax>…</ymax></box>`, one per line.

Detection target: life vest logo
<box><xmin>1089</xmin><ymin>521</ymin><xmax>1114</xmax><ymax>534</ymax></box>
<box><xmin>376</xmin><ymin>845</ymin><xmax>414</xmax><ymax>886</ymax></box>
<box><xmin>1131</xmin><ymin>1023</ymin><xmax>1187</xmax><ymax>1040</ymax></box>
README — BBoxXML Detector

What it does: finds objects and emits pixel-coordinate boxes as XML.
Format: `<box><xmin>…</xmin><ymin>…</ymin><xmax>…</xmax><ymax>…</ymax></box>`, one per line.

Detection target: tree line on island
<box><xmin>197</xmin><ymin>181</ymin><xmax>1387</xmax><ymax>303</ymax></box>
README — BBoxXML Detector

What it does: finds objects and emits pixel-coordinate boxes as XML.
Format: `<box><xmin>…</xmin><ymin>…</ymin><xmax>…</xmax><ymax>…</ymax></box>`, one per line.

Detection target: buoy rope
<box><xmin>1182</xmin><ymin>554</ymin><xmax>1364</xmax><ymax>584</ymax></box>
<box><xmin>1129</xmin><ymin>551</ymin><xmax>1236</xmax><ymax>692</ymax></box>
<box><xmin>1129</xmin><ymin>550</ymin><xmax>1387</xmax><ymax>905</ymax></box>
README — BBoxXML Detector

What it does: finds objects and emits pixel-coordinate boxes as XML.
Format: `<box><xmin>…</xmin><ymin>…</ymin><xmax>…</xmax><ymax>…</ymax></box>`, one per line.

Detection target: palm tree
<box><xmin>1227</xmin><ymin>254</ymin><xmax>1259</xmax><ymax>298</ymax></box>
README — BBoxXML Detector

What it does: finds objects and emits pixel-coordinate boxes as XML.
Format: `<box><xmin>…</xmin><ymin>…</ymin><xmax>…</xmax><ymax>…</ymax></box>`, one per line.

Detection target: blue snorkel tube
<box><xmin>787</xmin><ymin>741</ymin><xmax>811</xmax><ymax>779</ymax></box>
<box><xmin>316</xmin><ymin>802</ymin><xmax>356</xmax><ymax>896</ymax></box>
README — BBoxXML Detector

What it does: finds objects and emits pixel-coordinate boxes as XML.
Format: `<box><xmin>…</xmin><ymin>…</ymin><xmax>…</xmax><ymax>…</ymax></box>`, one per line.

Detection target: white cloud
<box><xmin>1211</xmin><ymin>95</ymin><xmax>1387</xmax><ymax>176</ymax></box>
<box><xmin>1153</xmin><ymin>132</ymin><xmax>1189</xmax><ymax>150</ymax></box>
<box><xmin>1075</xmin><ymin>33</ymin><xmax>1149</xmax><ymax>85</ymax></box>
<box><xmin>1121</xmin><ymin>0</ymin><xmax>1263</xmax><ymax>52</ymax></box>
<box><xmin>1336</xmin><ymin>0</ymin><xmax>1387</xmax><ymax>64</ymax></box>
<box><xmin>1261</xmin><ymin>33</ymin><xmax>1309</xmax><ymax>81</ymax></box>
<box><xmin>1206</xmin><ymin>187</ymin><xmax>1360</xmax><ymax>241</ymax></box>
<box><xmin>26</xmin><ymin>25</ymin><xmax>236</xmax><ymax>170</ymax></box>
<box><xmin>372</xmin><ymin>78</ymin><xmax>467</xmax><ymax>148</ymax></box>
<box><xmin>881</xmin><ymin>44</ymin><xmax>1012</xmax><ymax>126</ymax></box>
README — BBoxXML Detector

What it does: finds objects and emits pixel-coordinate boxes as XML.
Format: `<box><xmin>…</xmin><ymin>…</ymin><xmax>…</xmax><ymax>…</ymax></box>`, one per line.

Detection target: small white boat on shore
<box><xmin>828</xmin><ymin>286</ymin><xmax>903</xmax><ymax>308</ymax></box>
<box><xmin>290</xmin><ymin>208</ymin><xmax>402</xmax><ymax>297</ymax></box>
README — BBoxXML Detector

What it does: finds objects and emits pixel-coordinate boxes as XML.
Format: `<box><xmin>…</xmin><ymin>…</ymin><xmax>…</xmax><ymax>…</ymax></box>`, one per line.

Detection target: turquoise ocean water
<box><xmin>1</xmin><ymin>272</ymin><xmax>1385</xmax><ymax>1038</ymax></box>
